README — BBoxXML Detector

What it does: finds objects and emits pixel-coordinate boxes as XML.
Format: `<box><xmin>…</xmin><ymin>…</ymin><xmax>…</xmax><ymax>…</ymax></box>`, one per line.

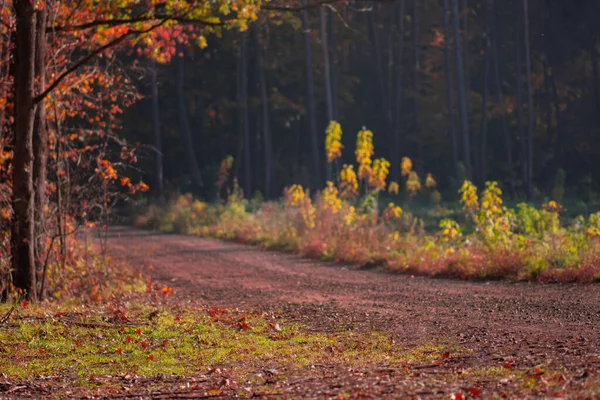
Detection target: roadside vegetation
<box><xmin>136</xmin><ymin>122</ymin><xmax>600</xmax><ymax>284</ymax></box>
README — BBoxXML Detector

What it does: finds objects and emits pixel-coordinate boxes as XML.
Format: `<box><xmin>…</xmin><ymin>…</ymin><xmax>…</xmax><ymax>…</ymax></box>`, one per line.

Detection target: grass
<box><xmin>0</xmin><ymin>300</ymin><xmax>465</xmax><ymax>397</ymax></box>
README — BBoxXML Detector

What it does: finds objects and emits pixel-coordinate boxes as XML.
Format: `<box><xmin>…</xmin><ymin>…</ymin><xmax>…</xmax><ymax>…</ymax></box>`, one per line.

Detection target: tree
<box><xmin>523</xmin><ymin>0</ymin><xmax>534</xmax><ymax>199</ymax></box>
<box><xmin>442</xmin><ymin>0</ymin><xmax>459</xmax><ymax>180</ymax></box>
<box><xmin>176</xmin><ymin>47</ymin><xmax>205</xmax><ymax>192</ymax></box>
<box><xmin>149</xmin><ymin>60</ymin><xmax>164</xmax><ymax>200</ymax></box>
<box><xmin>11</xmin><ymin>0</ymin><xmax>38</xmax><ymax>299</ymax></box>
<box><xmin>320</xmin><ymin>7</ymin><xmax>334</xmax><ymax>181</ymax></box>
<box><xmin>450</xmin><ymin>0</ymin><xmax>471</xmax><ymax>181</ymax></box>
<box><xmin>5</xmin><ymin>0</ymin><xmax>262</xmax><ymax>298</ymax></box>
<box><xmin>254</xmin><ymin>25</ymin><xmax>274</xmax><ymax>199</ymax></box>
<box><xmin>302</xmin><ymin>2</ymin><xmax>322</xmax><ymax>189</ymax></box>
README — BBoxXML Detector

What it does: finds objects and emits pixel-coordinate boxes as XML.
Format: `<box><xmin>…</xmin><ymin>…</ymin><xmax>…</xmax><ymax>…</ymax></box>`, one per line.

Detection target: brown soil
<box><xmin>101</xmin><ymin>227</ymin><xmax>599</xmax><ymax>397</ymax></box>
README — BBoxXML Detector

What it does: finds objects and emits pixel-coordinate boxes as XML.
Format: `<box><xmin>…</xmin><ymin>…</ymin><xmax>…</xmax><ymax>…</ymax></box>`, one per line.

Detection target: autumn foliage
<box><xmin>140</xmin><ymin>122</ymin><xmax>600</xmax><ymax>284</ymax></box>
<box><xmin>0</xmin><ymin>0</ymin><xmax>261</xmax><ymax>300</ymax></box>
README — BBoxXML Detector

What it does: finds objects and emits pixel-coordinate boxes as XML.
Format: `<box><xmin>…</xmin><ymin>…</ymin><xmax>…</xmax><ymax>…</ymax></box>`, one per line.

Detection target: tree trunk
<box><xmin>591</xmin><ymin>38</ymin><xmax>600</xmax><ymax>123</ymax></box>
<box><xmin>479</xmin><ymin>0</ymin><xmax>491</xmax><ymax>183</ymax></box>
<box><xmin>369</xmin><ymin>8</ymin><xmax>390</xmax><ymax>132</ymax></box>
<box><xmin>320</xmin><ymin>7</ymin><xmax>334</xmax><ymax>182</ymax></box>
<box><xmin>490</xmin><ymin>1</ymin><xmax>516</xmax><ymax>198</ymax></box>
<box><xmin>450</xmin><ymin>0</ymin><xmax>471</xmax><ymax>180</ymax></box>
<box><xmin>523</xmin><ymin>0</ymin><xmax>534</xmax><ymax>199</ymax></box>
<box><xmin>239</xmin><ymin>31</ymin><xmax>252</xmax><ymax>197</ymax></box>
<box><xmin>545</xmin><ymin>7</ymin><xmax>563</xmax><ymax>171</ymax></box>
<box><xmin>254</xmin><ymin>26</ymin><xmax>274</xmax><ymax>199</ymax></box>
<box><xmin>33</xmin><ymin>6</ymin><xmax>48</xmax><ymax>288</ymax></box>
<box><xmin>412</xmin><ymin>0</ymin><xmax>423</xmax><ymax>171</ymax></box>
<box><xmin>328</xmin><ymin>10</ymin><xmax>339</xmax><ymax>121</ymax></box>
<box><xmin>11</xmin><ymin>0</ymin><xmax>38</xmax><ymax>300</ymax></box>
<box><xmin>149</xmin><ymin>59</ymin><xmax>164</xmax><ymax>200</ymax></box>
<box><xmin>392</xmin><ymin>0</ymin><xmax>405</xmax><ymax>183</ymax></box>
<box><xmin>302</xmin><ymin>3</ymin><xmax>322</xmax><ymax>189</ymax></box>
<box><xmin>515</xmin><ymin>30</ymin><xmax>528</xmax><ymax>192</ymax></box>
<box><xmin>442</xmin><ymin>0</ymin><xmax>459</xmax><ymax>180</ymax></box>
<box><xmin>176</xmin><ymin>48</ymin><xmax>204</xmax><ymax>192</ymax></box>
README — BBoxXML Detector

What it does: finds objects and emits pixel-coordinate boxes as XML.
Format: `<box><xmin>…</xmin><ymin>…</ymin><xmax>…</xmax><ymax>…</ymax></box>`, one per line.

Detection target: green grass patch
<box><xmin>0</xmin><ymin>302</ymin><xmax>458</xmax><ymax>388</ymax></box>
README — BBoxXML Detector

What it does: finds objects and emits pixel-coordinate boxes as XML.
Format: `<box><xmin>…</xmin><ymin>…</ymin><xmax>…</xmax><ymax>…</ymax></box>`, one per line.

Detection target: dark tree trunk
<box><xmin>239</xmin><ymin>31</ymin><xmax>252</xmax><ymax>196</ymax></box>
<box><xmin>450</xmin><ymin>0</ymin><xmax>471</xmax><ymax>180</ymax></box>
<box><xmin>515</xmin><ymin>30</ymin><xmax>528</xmax><ymax>192</ymax></box>
<box><xmin>369</xmin><ymin>8</ymin><xmax>390</xmax><ymax>132</ymax></box>
<box><xmin>11</xmin><ymin>0</ymin><xmax>38</xmax><ymax>300</ymax></box>
<box><xmin>302</xmin><ymin>3</ymin><xmax>322</xmax><ymax>189</ymax></box>
<box><xmin>545</xmin><ymin>5</ymin><xmax>563</xmax><ymax>173</ymax></box>
<box><xmin>254</xmin><ymin>26</ymin><xmax>274</xmax><ymax>199</ymax></box>
<box><xmin>176</xmin><ymin>48</ymin><xmax>204</xmax><ymax>192</ymax></box>
<box><xmin>490</xmin><ymin>1</ymin><xmax>516</xmax><ymax>198</ymax></box>
<box><xmin>591</xmin><ymin>38</ymin><xmax>600</xmax><ymax>123</ymax></box>
<box><xmin>328</xmin><ymin>9</ymin><xmax>339</xmax><ymax>121</ymax></box>
<box><xmin>149</xmin><ymin>59</ymin><xmax>164</xmax><ymax>199</ymax></box>
<box><xmin>412</xmin><ymin>0</ymin><xmax>423</xmax><ymax>171</ymax></box>
<box><xmin>33</xmin><ymin>5</ymin><xmax>48</xmax><ymax>286</ymax></box>
<box><xmin>523</xmin><ymin>0</ymin><xmax>534</xmax><ymax>199</ymax></box>
<box><xmin>479</xmin><ymin>1</ymin><xmax>491</xmax><ymax>183</ymax></box>
<box><xmin>391</xmin><ymin>0</ymin><xmax>405</xmax><ymax>183</ymax></box>
<box><xmin>442</xmin><ymin>0</ymin><xmax>459</xmax><ymax>180</ymax></box>
<box><xmin>320</xmin><ymin>7</ymin><xmax>334</xmax><ymax>181</ymax></box>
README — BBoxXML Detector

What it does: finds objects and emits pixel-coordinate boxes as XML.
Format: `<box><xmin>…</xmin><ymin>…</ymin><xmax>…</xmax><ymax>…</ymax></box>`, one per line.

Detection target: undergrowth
<box><xmin>136</xmin><ymin>123</ymin><xmax>600</xmax><ymax>284</ymax></box>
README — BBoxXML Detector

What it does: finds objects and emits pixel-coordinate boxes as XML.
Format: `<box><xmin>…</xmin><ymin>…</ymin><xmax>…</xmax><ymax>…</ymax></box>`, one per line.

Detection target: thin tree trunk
<box><xmin>176</xmin><ymin>48</ymin><xmax>204</xmax><ymax>192</ymax></box>
<box><xmin>33</xmin><ymin>5</ymin><xmax>48</xmax><ymax>288</ymax></box>
<box><xmin>328</xmin><ymin>9</ymin><xmax>339</xmax><ymax>121</ymax></box>
<box><xmin>490</xmin><ymin>1</ymin><xmax>516</xmax><ymax>198</ymax></box>
<box><xmin>591</xmin><ymin>38</ymin><xmax>600</xmax><ymax>123</ymax></box>
<box><xmin>11</xmin><ymin>0</ymin><xmax>38</xmax><ymax>300</ymax></box>
<box><xmin>545</xmin><ymin>7</ymin><xmax>563</xmax><ymax>171</ymax></box>
<box><xmin>239</xmin><ymin>31</ymin><xmax>252</xmax><ymax>196</ymax></box>
<box><xmin>254</xmin><ymin>26</ymin><xmax>274</xmax><ymax>199</ymax></box>
<box><xmin>523</xmin><ymin>0</ymin><xmax>534</xmax><ymax>199</ymax></box>
<box><xmin>320</xmin><ymin>7</ymin><xmax>334</xmax><ymax>182</ymax></box>
<box><xmin>369</xmin><ymin>7</ymin><xmax>391</xmax><ymax>148</ymax></box>
<box><xmin>392</xmin><ymin>0</ymin><xmax>405</xmax><ymax>183</ymax></box>
<box><xmin>302</xmin><ymin>3</ymin><xmax>322</xmax><ymax>189</ymax></box>
<box><xmin>450</xmin><ymin>0</ymin><xmax>471</xmax><ymax>180</ymax></box>
<box><xmin>149</xmin><ymin>59</ymin><xmax>164</xmax><ymax>199</ymax></box>
<box><xmin>442</xmin><ymin>0</ymin><xmax>459</xmax><ymax>180</ymax></box>
<box><xmin>515</xmin><ymin>30</ymin><xmax>528</xmax><ymax>192</ymax></box>
<box><xmin>479</xmin><ymin>1</ymin><xmax>491</xmax><ymax>184</ymax></box>
<box><xmin>412</xmin><ymin>0</ymin><xmax>423</xmax><ymax>171</ymax></box>
<box><xmin>462</xmin><ymin>0</ymin><xmax>475</xmax><ymax>178</ymax></box>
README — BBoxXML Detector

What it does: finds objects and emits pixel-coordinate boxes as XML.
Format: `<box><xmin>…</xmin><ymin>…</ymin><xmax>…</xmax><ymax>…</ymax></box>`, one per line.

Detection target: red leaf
<box><xmin>21</xmin><ymin>300</ymin><xmax>29</xmax><ymax>308</ymax></box>
<box><xmin>453</xmin><ymin>393</ymin><xmax>464</xmax><ymax>400</ymax></box>
<box><xmin>116</xmin><ymin>347</ymin><xmax>122</xmax><ymax>354</ymax></box>
<box><xmin>140</xmin><ymin>341</ymin><xmax>148</xmax><ymax>349</ymax></box>
<box><xmin>135</xmin><ymin>328</ymin><xmax>141</xmax><ymax>335</ymax></box>
<box><xmin>503</xmin><ymin>362</ymin><xmax>512</xmax><ymax>370</ymax></box>
<box><xmin>442</xmin><ymin>351</ymin><xmax>450</xmax><ymax>359</ymax></box>
<box><xmin>469</xmin><ymin>387</ymin><xmax>481</xmax><ymax>397</ymax></box>
<box><xmin>148</xmin><ymin>354</ymin><xmax>154</xmax><ymax>361</ymax></box>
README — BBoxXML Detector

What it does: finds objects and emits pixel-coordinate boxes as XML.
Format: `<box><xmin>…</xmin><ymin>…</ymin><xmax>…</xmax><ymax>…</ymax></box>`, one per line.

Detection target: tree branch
<box><xmin>262</xmin><ymin>0</ymin><xmax>393</xmax><ymax>12</ymax></box>
<box><xmin>48</xmin><ymin>15</ymin><xmax>226</xmax><ymax>33</ymax></box>
<box><xmin>35</xmin><ymin>18</ymin><xmax>171</xmax><ymax>104</ymax></box>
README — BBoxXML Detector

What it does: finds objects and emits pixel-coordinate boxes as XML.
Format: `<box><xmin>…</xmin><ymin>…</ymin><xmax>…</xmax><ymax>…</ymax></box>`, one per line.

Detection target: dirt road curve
<box><xmin>106</xmin><ymin>226</ymin><xmax>600</xmax><ymax>395</ymax></box>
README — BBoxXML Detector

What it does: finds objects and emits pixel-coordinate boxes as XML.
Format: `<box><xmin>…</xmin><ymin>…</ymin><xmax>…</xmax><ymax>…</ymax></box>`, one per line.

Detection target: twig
<box><xmin>0</xmin><ymin>305</ymin><xmax>16</xmax><ymax>326</ymax></box>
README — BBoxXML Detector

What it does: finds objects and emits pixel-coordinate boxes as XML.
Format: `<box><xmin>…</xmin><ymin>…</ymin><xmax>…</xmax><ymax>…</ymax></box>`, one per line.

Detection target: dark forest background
<box><xmin>121</xmin><ymin>0</ymin><xmax>600</xmax><ymax>202</ymax></box>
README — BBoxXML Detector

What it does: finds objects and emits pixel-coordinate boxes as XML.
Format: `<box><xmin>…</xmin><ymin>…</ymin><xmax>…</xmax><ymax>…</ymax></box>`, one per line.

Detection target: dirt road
<box><xmin>106</xmin><ymin>226</ymin><xmax>600</xmax><ymax>397</ymax></box>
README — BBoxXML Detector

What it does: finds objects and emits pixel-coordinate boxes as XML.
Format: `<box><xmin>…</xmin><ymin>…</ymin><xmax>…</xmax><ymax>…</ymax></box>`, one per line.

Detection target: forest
<box><xmin>127</xmin><ymin>0</ymin><xmax>600</xmax><ymax>202</ymax></box>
